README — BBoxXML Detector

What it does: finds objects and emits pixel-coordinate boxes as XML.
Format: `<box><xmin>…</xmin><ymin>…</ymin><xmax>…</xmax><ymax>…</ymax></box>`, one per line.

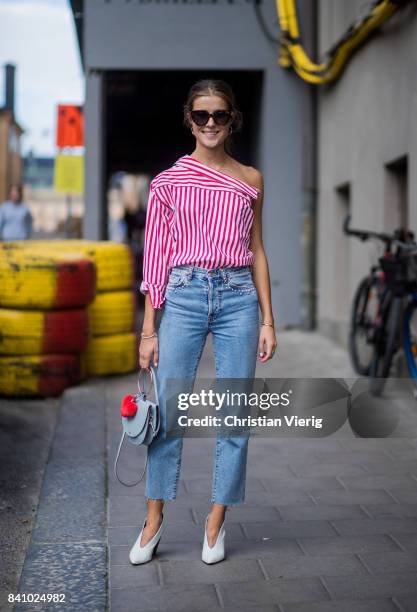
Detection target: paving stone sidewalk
<box><xmin>15</xmin><ymin>330</ymin><xmax>417</xmax><ymax>611</ymax></box>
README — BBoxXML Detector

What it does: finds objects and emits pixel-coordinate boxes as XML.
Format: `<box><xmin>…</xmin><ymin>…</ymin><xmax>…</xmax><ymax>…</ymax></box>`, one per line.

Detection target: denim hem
<box><xmin>145</xmin><ymin>494</ymin><xmax>177</xmax><ymax>501</ymax></box>
<box><xmin>210</xmin><ymin>497</ymin><xmax>245</xmax><ymax>506</ymax></box>
<box><xmin>171</xmin><ymin>449</ymin><xmax>182</xmax><ymax>499</ymax></box>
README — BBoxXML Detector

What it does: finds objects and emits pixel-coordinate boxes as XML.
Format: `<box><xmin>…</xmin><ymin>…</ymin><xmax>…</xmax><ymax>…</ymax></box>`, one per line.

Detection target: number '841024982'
<box><xmin>8</xmin><ymin>593</ymin><xmax>66</xmax><ymax>603</ymax></box>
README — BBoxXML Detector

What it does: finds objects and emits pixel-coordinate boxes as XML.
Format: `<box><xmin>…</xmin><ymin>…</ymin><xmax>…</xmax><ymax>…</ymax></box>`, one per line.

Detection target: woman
<box><xmin>132</xmin><ymin>79</ymin><xmax>277</xmax><ymax>565</ymax></box>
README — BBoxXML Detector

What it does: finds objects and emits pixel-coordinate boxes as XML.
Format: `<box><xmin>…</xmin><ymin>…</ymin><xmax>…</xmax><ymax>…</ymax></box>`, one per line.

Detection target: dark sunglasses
<box><xmin>190</xmin><ymin>109</ymin><xmax>232</xmax><ymax>127</ymax></box>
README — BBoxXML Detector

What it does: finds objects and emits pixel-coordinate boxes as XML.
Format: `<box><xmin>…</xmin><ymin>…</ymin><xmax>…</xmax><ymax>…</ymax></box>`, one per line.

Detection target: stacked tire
<box><xmin>0</xmin><ymin>247</ymin><xmax>96</xmax><ymax>397</ymax></box>
<box><xmin>84</xmin><ymin>289</ymin><xmax>138</xmax><ymax>376</ymax></box>
<box><xmin>0</xmin><ymin>241</ymin><xmax>139</xmax><ymax>397</ymax></box>
<box><xmin>75</xmin><ymin>243</ymin><xmax>138</xmax><ymax>377</ymax></box>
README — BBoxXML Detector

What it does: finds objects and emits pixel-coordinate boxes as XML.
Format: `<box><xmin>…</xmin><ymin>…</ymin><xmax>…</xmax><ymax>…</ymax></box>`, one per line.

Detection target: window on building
<box><xmin>384</xmin><ymin>155</ymin><xmax>408</xmax><ymax>232</ymax></box>
<box><xmin>334</xmin><ymin>182</ymin><xmax>351</xmax><ymax>320</ymax></box>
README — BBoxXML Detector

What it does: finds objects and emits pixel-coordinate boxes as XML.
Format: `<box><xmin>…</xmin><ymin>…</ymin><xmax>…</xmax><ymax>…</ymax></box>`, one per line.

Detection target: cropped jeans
<box><xmin>145</xmin><ymin>263</ymin><xmax>260</xmax><ymax>505</ymax></box>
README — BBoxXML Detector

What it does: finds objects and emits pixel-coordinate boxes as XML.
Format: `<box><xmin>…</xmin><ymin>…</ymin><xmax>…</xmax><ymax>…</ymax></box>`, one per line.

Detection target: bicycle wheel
<box><xmin>349</xmin><ymin>275</ymin><xmax>380</xmax><ymax>376</ymax></box>
<box><xmin>369</xmin><ymin>292</ymin><xmax>402</xmax><ymax>396</ymax></box>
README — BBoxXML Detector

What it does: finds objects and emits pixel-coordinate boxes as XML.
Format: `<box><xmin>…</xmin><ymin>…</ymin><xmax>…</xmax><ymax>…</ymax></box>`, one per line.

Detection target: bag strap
<box><xmin>113</xmin><ymin>431</ymin><xmax>149</xmax><ymax>487</ymax></box>
<box><xmin>140</xmin><ymin>365</ymin><xmax>160</xmax><ymax>436</ymax></box>
<box><xmin>153</xmin><ymin>366</ymin><xmax>161</xmax><ymax>435</ymax></box>
<box><xmin>113</xmin><ymin>365</ymin><xmax>159</xmax><ymax>487</ymax></box>
<box><xmin>138</xmin><ymin>365</ymin><xmax>160</xmax><ymax>408</ymax></box>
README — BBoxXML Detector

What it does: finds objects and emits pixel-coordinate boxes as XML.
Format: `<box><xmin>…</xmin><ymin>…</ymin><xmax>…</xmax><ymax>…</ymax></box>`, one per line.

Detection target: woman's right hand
<box><xmin>139</xmin><ymin>336</ymin><xmax>159</xmax><ymax>370</ymax></box>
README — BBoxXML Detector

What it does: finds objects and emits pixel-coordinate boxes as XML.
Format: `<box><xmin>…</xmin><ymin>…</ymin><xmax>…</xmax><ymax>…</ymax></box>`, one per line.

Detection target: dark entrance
<box><xmin>105</xmin><ymin>69</ymin><xmax>263</xmax><ymax>180</ymax></box>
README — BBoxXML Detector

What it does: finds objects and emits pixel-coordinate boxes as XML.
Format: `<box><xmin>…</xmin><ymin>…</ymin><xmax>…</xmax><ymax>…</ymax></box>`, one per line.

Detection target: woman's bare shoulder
<box><xmin>245</xmin><ymin>165</ymin><xmax>263</xmax><ymax>191</ymax></box>
<box><xmin>231</xmin><ymin>159</ymin><xmax>263</xmax><ymax>190</ymax></box>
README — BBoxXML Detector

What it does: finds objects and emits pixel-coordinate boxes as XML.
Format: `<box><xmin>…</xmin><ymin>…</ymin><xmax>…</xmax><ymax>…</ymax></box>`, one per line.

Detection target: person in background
<box><xmin>123</xmin><ymin>178</ymin><xmax>149</xmax><ymax>299</ymax></box>
<box><xmin>0</xmin><ymin>184</ymin><xmax>33</xmax><ymax>240</ymax></box>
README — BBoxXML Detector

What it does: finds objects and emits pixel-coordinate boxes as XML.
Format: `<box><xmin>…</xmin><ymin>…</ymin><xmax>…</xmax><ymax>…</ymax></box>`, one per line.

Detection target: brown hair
<box><xmin>183</xmin><ymin>79</ymin><xmax>243</xmax><ymax>155</ymax></box>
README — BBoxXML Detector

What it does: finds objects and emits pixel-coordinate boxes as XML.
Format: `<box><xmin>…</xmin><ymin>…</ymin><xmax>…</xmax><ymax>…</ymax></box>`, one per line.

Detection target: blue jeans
<box><xmin>145</xmin><ymin>264</ymin><xmax>260</xmax><ymax>505</ymax></box>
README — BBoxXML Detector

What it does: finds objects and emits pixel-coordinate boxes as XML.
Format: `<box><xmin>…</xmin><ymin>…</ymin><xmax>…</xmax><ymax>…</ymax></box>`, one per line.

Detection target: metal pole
<box><xmin>66</xmin><ymin>192</ymin><xmax>72</xmax><ymax>238</ymax></box>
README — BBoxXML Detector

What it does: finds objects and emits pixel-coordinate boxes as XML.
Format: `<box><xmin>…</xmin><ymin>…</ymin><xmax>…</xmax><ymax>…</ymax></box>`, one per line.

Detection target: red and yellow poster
<box><xmin>56</xmin><ymin>105</ymin><xmax>84</xmax><ymax>147</ymax></box>
<box><xmin>54</xmin><ymin>154</ymin><xmax>84</xmax><ymax>194</ymax></box>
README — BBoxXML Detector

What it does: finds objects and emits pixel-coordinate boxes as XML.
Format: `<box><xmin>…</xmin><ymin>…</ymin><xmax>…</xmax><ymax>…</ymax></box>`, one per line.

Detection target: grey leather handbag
<box><xmin>113</xmin><ymin>366</ymin><xmax>160</xmax><ymax>487</ymax></box>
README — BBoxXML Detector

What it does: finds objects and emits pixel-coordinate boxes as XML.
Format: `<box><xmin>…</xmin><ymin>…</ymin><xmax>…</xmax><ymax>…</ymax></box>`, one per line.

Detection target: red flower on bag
<box><xmin>121</xmin><ymin>394</ymin><xmax>138</xmax><ymax>417</ymax></box>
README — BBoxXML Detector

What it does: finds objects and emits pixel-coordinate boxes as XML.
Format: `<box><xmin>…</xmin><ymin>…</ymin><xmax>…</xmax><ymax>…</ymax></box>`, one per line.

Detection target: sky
<box><xmin>0</xmin><ymin>0</ymin><xmax>84</xmax><ymax>157</ymax></box>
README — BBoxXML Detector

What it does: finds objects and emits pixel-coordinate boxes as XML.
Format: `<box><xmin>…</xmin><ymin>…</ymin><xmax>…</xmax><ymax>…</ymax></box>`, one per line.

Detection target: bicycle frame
<box><xmin>344</xmin><ymin>214</ymin><xmax>417</xmax><ymax>391</ymax></box>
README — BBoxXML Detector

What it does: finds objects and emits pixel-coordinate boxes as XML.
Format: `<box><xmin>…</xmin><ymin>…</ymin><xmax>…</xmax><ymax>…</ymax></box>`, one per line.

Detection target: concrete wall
<box><xmin>82</xmin><ymin>0</ymin><xmax>312</xmax><ymax>327</ymax></box>
<box><xmin>317</xmin><ymin>0</ymin><xmax>417</xmax><ymax>347</ymax></box>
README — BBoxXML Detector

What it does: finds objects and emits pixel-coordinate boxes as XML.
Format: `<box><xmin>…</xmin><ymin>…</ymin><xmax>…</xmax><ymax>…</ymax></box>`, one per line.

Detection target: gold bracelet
<box><xmin>141</xmin><ymin>332</ymin><xmax>158</xmax><ymax>339</ymax></box>
<box><xmin>261</xmin><ymin>322</ymin><xmax>275</xmax><ymax>327</ymax></box>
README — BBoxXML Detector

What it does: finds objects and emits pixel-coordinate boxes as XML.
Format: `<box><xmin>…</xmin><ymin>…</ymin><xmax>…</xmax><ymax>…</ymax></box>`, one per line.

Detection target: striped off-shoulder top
<box><xmin>140</xmin><ymin>154</ymin><xmax>261</xmax><ymax>309</ymax></box>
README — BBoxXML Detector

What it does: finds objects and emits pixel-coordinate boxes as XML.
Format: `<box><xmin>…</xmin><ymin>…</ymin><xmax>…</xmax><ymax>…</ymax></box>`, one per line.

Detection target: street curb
<box><xmin>15</xmin><ymin>385</ymin><xmax>108</xmax><ymax>611</ymax></box>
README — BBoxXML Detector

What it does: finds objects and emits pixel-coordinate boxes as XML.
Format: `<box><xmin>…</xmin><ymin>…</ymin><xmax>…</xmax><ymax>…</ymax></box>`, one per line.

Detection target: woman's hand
<box><xmin>257</xmin><ymin>326</ymin><xmax>277</xmax><ymax>363</ymax></box>
<box><xmin>139</xmin><ymin>336</ymin><xmax>159</xmax><ymax>370</ymax></box>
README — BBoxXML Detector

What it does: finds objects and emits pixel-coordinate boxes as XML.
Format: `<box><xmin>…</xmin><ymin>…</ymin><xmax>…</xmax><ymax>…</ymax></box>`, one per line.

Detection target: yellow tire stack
<box><xmin>0</xmin><ymin>246</ymin><xmax>96</xmax><ymax>397</ymax></box>
<box><xmin>0</xmin><ymin>241</ymin><xmax>139</xmax><ymax>397</ymax></box>
<box><xmin>75</xmin><ymin>243</ymin><xmax>138</xmax><ymax>376</ymax></box>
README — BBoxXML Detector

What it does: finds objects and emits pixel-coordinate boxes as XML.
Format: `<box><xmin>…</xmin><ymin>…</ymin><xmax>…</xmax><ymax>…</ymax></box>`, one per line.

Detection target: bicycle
<box><xmin>343</xmin><ymin>214</ymin><xmax>417</xmax><ymax>395</ymax></box>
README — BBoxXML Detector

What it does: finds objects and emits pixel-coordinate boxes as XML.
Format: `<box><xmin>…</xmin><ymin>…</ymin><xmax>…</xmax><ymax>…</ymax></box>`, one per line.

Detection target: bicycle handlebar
<box><xmin>342</xmin><ymin>214</ymin><xmax>393</xmax><ymax>243</ymax></box>
<box><xmin>343</xmin><ymin>214</ymin><xmax>416</xmax><ymax>254</ymax></box>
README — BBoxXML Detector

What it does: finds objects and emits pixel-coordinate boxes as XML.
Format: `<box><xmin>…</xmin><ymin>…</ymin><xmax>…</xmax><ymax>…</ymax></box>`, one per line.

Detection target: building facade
<box><xmin>316</xmin><ymin>0</ymin><xmax>417</xmax><ymax>347</ymax></box>
<box><xmin>0</xmin><ymin>65</ymin><xmax>24</xmax><ymax>202</ymax></box>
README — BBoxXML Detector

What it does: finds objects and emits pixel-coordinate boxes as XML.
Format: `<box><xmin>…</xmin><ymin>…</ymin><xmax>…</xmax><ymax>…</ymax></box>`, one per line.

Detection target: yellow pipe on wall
<box><xmin>276</xmin><ymin>0</ymin><xmax>404</xmax><ymax>84</ymax></box>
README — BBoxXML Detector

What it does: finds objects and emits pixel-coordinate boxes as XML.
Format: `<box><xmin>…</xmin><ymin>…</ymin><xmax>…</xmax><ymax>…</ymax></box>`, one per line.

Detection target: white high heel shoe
<box><xmin>129</xmin><ymin>512</ymin><xmax>165</xmax><ymax>565</ymax></box>
<box><xmin>202</xmin><ymin>514</ymin><xmax>226</xmax><ymax>564</ymax></box>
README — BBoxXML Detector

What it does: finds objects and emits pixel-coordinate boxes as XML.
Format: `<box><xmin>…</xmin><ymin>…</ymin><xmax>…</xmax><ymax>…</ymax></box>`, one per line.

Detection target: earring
<box><xmin>229</xmin><ymin>126</ymin><xmax>233</xmax><ymax>135</ymax></box>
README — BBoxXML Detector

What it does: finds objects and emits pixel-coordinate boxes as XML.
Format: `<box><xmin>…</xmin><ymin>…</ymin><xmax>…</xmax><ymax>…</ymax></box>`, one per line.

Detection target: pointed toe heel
<box><xmin>202</xmin><ymin>514</ymin><xmax>226</xmax><ymax>564</ymax></box>
<box><xmin>129</xmin><ymin>512</ymin><xmax>165</xmax><ymax>565</ymax></box>
<box><xmin>153</xmin><ymin>538</ymin><xmax>161</xmax><ymax>555</ymax></box>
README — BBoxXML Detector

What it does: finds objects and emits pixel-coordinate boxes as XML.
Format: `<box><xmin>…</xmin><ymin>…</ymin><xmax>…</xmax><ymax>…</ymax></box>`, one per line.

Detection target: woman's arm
<box><xmin>139</xmin><ymin>186</ymin><xmax>173</xmax><ymax>369</ymax></box>
<box><xmin>248</xmin><ymin>169</ymin><xmax>278</xmax><ymax>363</ymax></box>
<box><xmin>139</xmin><ymin>187</ymin><xmax>173</xmax><ymax>309</ymax></box>
<box><xmin>142</xmin><ymin>295</ymin><xmax>157</xmax><ymax>334</ymax></box>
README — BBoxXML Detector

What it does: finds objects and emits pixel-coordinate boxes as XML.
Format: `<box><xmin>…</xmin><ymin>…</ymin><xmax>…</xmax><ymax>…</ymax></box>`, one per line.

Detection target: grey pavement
<box><xmin>0</xmin><ymin>397</ymin><xmax>59</xmax><ymax>612</ymax></box>
<box><xmin>6</xmin><ymin>329</ymin><xmax>417</xmax><ymax>611</ymax></box>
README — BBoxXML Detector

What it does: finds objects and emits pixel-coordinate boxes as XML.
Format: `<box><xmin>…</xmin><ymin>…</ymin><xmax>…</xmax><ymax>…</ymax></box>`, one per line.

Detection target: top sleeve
<box><xmin>139</xmin><ymin>185</ymin><xmax>174</xmax><ymax>309</ymax></box>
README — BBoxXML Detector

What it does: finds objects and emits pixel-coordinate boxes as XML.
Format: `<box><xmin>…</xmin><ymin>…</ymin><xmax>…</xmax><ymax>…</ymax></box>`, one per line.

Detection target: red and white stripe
<box><xmin>140</xmin><ymin>154</ymin><xmax>261</xmax><ymax>309</ymax></box>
